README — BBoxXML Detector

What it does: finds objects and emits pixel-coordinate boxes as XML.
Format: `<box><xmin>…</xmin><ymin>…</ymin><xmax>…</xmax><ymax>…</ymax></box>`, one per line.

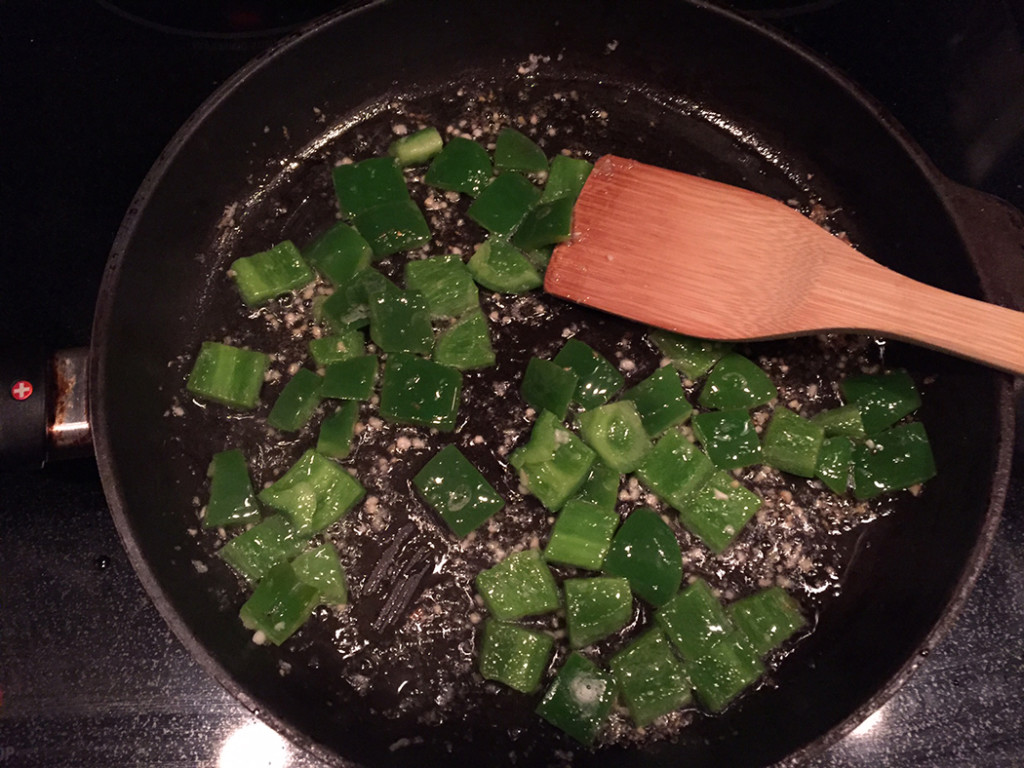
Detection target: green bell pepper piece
<box><xmin>852</xmin><ymin>421</ymin><xmax>936</xmax><ymax>499</ymax></box>
<box><xmin>511</xmin><ymin>196</ymin><xmax>575</xmax><ymax>251</ymax></box>
<box><xmin>603</xmin><ymin>507</ymin><xmax>682</xmax><ymax>607</ymax></box>
<box><xmin>316</xmin><ymin>400</ymin><xmax>361</xmax><ymax>460</ymax></box>
<box><xmin>292</xmin><ymin>543</ymin><xmax>348</xmax><ymax>605</ymax></box>
<box><xmin>433</xmin><ymin>308</ymin><xmax>496</xmax><ymax>371</ymax></box>
<box><xmin>573</xmin><ymin>460</ymin><xmax>620</xmax><ymax>512</ymax></box>
<box><xmin>621</xmin><ymin>365</ymin><xmax>693</xmax><ymax>436</ymax></box>
<box><xmin>761</xmin><ymin>407</ymin><xmax>825</xmax><ymax>478</ymax></box>
<box><xmin>536</xmin><ymin>652</ymin><xmax>616</xmax><ymax>745</ymax></box>
<box><xmin>218</xmin><ymin>515</ymin><xmax>307</xmax><ymax>584</ymax></box>
<box><xmin>321</xmin><ymin>355</ymin><xmax>378</xmax><ymax>402</ymax></box>
<box><xmin>403</xmin><ymin>254</ymin><xmax>480</xmax><ymax>319</ymax></box>
<box><xmin>467</xmin><ymin>172</ymin><xmax>541</xmax><ymax>236</ymax></box>
<box><xmin>424</xmin><ymin>136</ymin><xmax>492</xmax><ymax>196</ymax></box>
<box><xmin>691</xmin><ymin>408</ymin><xmax>761</xmax><ymax>469</ymax></box>
<box><xmin>649</xmin><ymin>330</ymin><xmax>731</xmax><ymax>380</ymax></box>
<box><xmin>540</xmin><ymin>155</ymin><xmax>593</xmax><ymax>203</ymax></box>
<box><xmin>564</xmin><ymin>576</ymin><xmax>633</xmax><ymax>648</ymax></box>
<box><xmin>186</xmin><ymin>341</ymin><xmax>269</xmax><ymax>410</ymax></box>
<box><xmin>553</xmin><ymin>338</ymin><xmax>624</xmax><ymax>410</ymax></box>
<box><xmin>728</xmin><ymin>586</ymin><xmax>806</xmax><ymax>655</ymax></box>
<box><xmin>656</xmin><ymin>578</ymin><xmax>735</xmax><ymax>661</ymax></box>
<box><xmin>388</xmin><ymin>126</ymin><xmax>444</xmax><ymax>167</ymax></box>
<box><xmin>698</xmin><ymin>352</ymin><xmax>777</xmax><ymax>409</ymax></box>
<box><xmin>476</xmin><ymin>549</ymin><xmax>560</xmax><ymax>621</ymax></box>
<box><xmin>367</xmin><ymin>282</ymin><xmax>434</xmax><ymax>356</ymax></box>
<box><xmin>239</xmin><ymin>561</ymin><xmax>319</xmax><ymax>646</ymax></box>
<box><xmin>267</xmin><ymin>368</ymin><xmax>323</xmax><ymax>432</ymax></box>
<box><xmin>413</xmin><ymin>444</ymin><xmax>505</xmax><ymax>537</ymax></box>
<box><xmin>840</xmin><ymin>370</ymin><xmax>921</xmax><ymax>434</ymax></box>
<box><xmin>331</xmin><ymin>155</ymin><xmax>409</xmax><ymax>218</ymax></box>
<box><xmin>308</xmin><ymin>327</ymin><xmax>366</xmax><ymax>367</ymax></box>
<box><xmin>302</xmin><ymin>222</ymin><xmax>372</xmax><ymax>287</ymax></box>
<box><xmin>353</xmin><ymin>198</ymin><xmax>431</xmax><ymax>257</ymax></box>
<box><xmin>677</xmin><ymin>470</ymin><xmax>761</xmax><ymax>554</ymax></box>
<box><xmin>577</xmin><ymin>400</ymin><xmax>652</xmax><ymax>473</ymax></box>
<box><xmin>494</xmin><ymin>128</ymin><xmax>548</xmax><ymax>174</ymax></box>
<box><xmin>688</xmin><ymin>633</ymin><xmax>765</xmax><ymax>713</ymax></box>
<box><xmin>204</xmin><ymin>449</ymin><xmax>260</xmax><ymax>529</ymax></box>
<box><xmin>636</xmin><ymin>429</ymin><xmax>715</xmax><ymax>510</ymax></box>
<box><xmin>258</xmin><ymin>449</ymin><xmax>365</xmax><ymax>534</ymax></box>
<box><xmin>467</xmin><ymin>238</ymin><xmax>542</xmax><ymax>293</ymax></box>
<box><xmin>512</xmin><ymin>411</ymin><xmax>596</xmax><ymax>512</ymax></box>
<box><xmin>521</xmin><ymin>356</ymin><xmax>578</xmax><ymax>420</ymax></box>
<box><xmin>379</xmin><ymin>352</ymin><xmax>462</xmax><ymax>431</ymax></box>
<box><xmin>478</xmin><ymin>619</ymin><xmax>554</xmax><ymax>694</ymax></box>
<box><xmin>230</xmin><ymin>240</ymin><xmax>314</xmax><ymax>307</ymax></box>
<box><xmin>610</xmin><ymin>628</ymin><xmax>693</xmax><ymax>727</ymax></box>
<box><xmin>543</xmin><ymin>499</ymin><xmax>620</xmax><ymax>571</ymax></box>
<box><xmin>811</xmin><ymin>403</ymin><xmax>866</xmax><ymax>439</ymax></box>
<box><xmin>816</xmin><ymin>436</ymin><xmax>853</xmax><ymax>494</ymax></box>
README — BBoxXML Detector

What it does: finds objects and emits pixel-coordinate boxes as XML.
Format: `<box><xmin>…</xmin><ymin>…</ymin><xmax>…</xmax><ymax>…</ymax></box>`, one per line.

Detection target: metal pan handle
<box><xmin>0</xmin><ymin>347</ymin><xmax>91</xmax><ymax>467</ymax></box>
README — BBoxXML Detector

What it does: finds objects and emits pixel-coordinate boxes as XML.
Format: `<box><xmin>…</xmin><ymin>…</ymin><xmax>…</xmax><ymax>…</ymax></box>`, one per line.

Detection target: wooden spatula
<box><xmin>545</xmin><ymin>155</ymin><xmax>1024</xmax><ymax>375</ymax></box>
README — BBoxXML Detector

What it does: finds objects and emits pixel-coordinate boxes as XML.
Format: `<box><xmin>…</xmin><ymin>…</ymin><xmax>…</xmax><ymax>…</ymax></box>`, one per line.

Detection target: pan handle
<box><xmin>0</xmin><ymin>347</ymin><xmax>92</xmax><ymax>467</ymax></box>
<box><xmin>940</xmin><ymin>178</ymin><xmax>1024</xmax><ymax>314</ymax></box>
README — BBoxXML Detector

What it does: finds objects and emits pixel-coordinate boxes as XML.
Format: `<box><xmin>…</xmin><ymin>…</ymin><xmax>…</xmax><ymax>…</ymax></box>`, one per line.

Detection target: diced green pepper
<box><xmin>308</xmin><ymin>328</ymin><xmax>366</xmax><ymax>367</ymax></box>
<box><xmin>367</xmin><ymin>282</ymin><xmax>434</xmax><ymax>356</ymax></box>
<box><xmin>218</xmin><ymin>515</ymin><xmax>306</xmax><ymax>583</ymax></box>
<box><xmin>699</xmin><ymin>353</ymin><xmax>777</xmax><ymax>409</ymax></box>
<box><xmin>478</xmin><ymin>619</ymin><xmax>554</xmax><ymax>694</ymax></box>
<box><xmin>521</xmin><ymin>356</ymin><xmax>579</xmax><ymax>419</ymax></box>
<box><xmin>564</xmin><ymin>576</ymin><xmax>633</xmax><ymax>649</ymax></box>
<box><xmin>544</xmin><ymin>499</ymin><xmax>620</xmax><ymax>571</ymax></box>
<box><xmin>540</xmin><ymin>155</ymin><xmax>593</xmax><ymax>203</ymax></box>
<box><xmin>656</xmin><ymin>578</ymin><xmax>735</xmax><ymax>661</ymax></box>
<box><xmin>728</xmin><ymin>586</ymin><xmax>806</xmax><ymax>655</ymax></box>
<box><xmin>511</xmin><ymin>196</ymin><xmax>575</xmax><ymax>251</ymax></box>
<box><xmin>636</xmin><ymin>430</ymin><xmax>715</xmax><ymax>509</ymax></box>
<box><xmin>186</xmin><ymin>341</ymin><xmax>269</xmax><ymax>410</ymax></box>
<box><xmin>622</xmin><ymin>365</ymin><xmax>693</xmax><ymax>436</ymax></box>
<box><xmin>239</xmin><ymin>562</ymin><xmax>319</xmax><ymax>646</ymax></box>
<box><xmin>649</xmin><ymin>330</ymin><xmax>731</xmax><ymax>380</ymax></box>
<box><xmin>353</xmin><ymin>198</ymin><xmax>431</xmax><ymax>257</ymax></box>
<box><xmin>476</xmin><ymin>549</ymin><xmax>560</xmax><ymax>621</ymax></box>
<box><xmin>677</xmin><ymin>470</ymin><xmax>761</xmax><ymax>554</ymax></box>
<box><xmin>413</xmin><ymin>444</ymin><xmax>505</xmax><ymax>537</ymax></box>
<box><xmin>331</xmin><ymin>156</ymin><xmax>409</xmax><ymax>218</ymax></box>
<box><xmin>811</xmin><ymin>403</ymin><xmax>866</xmax><ymax>439</ymax></box>
<box><xmin>379</xmin><ymin>352</ymin><xmax>462</xmax><ymax>431</ymax></box>
<box><xmin>761</xmin><ymin>407</ymin><xmax>824</xmax><ymax>478</ymax></box>
<box><xmin>204</xmin><ymin>449</ymin><xmax>260</xmax><ymax>529</ymax></box>
<box><xmin>292</xmin><ymin>543</ymin><xmax>348</xmax><ymax>605</ymax></box>
<box><xmin>494</xmin><ymin>128</ymin><xmax>548</xmax><ymax>174</ymax></box>
<box><xmin>258</xmin><ymin>449</ymin><xmax>365</xmax><ymax>534</ymax></box>
<box><xmin>467</xmin><ymin>172</ymin><xmax>541</xmax><ymax>235</ymax></box>
<box><xmin>852</xmin><ymin>421</ymin><xmax>936</xmax><ymax>499</ymax></box>
<box><xmin>467</xmin><ymin>238</ymin><xmax>542</xmax><ymax>293</ymax></box>
<box><xmin>424</xmin><ymin>136</ymin><xmax>492</xmax><ymax>196</ymax></box>
<box><xmin>553</xmin><ymin>338</ymin><xmax>624</xmax><ymax>410</ymax></box>
<box><xmin>433</xmin><ymin>309</ymin><xmax>496</xmax><ymax>371</ymax></box>
<box><xmin>403</xmin><ymin>254</ymin><xmax>479</xmax><ymax>318</ymax></box>
<box><xmin>816</xmin><ymin>436</ymin><xmax>853</xmax><ymax>494</ymax></box>
<box><xmin>688</xmin><ymin>633</ymin><xmax>765</xmax><ymax>713</ymax></box>
<box><xmin>610</xmin><ymin>628</ymin><xmax>693</xmax><ymax>727</ymax></box>
<box><xmin>267</xmin><ymin>368</ymin><xmax>323</xmax><ymax>432</ymax></box>
<box><xmin>316</xmin><ymin>401</ymin><xmax>361</xmax><ymax>460</ymax></box>
<box><xmin>691</xmin><ymin>408</ymin><xmax>761</xmax><ymax>469</ymax></box>
<box><xmin>573</xmin><ymin>460</ymin><xmax>620</xmax><ymax>512</ymax></box>
<box><xmin>512</xmin><ymin>411</ymin><xmax>596</xmax><ymax>512</ymax></box>
<box><xmin>321</xmin><ymin>355</ymin><xmax>378</xmax><ymax>402</ymax></box>
<box><xmin>536</xmin><ymin>652</ymin><xmax>616</xmax><ymax>745</ymax></box>
<box><xmin>603</xmin><ymin>507</ymin><xmax>682</xmax><ymax>607</ymax></box>
<box><xmin>388</xmin><ymin>126</ymin><xmax>444</xmax><ymax>167</ymax></box>
<box><xmin>230</xmin><ymin>240</ymin><xmax>314</xmax><ymax>307</ymax></box>
<box><xmin>840</xmin><ymin>370</ymin><xmax>922</xmax><ymax>435</ymax></box>
<box><xmin>577</xmin><ymin>400</ymin><xmax>651</xmax><ymax>473</ymax></box>
<box><xmin>302</xmin><ymin>222</ymin><xmax>372</xmax><ymax>287</ymax></box>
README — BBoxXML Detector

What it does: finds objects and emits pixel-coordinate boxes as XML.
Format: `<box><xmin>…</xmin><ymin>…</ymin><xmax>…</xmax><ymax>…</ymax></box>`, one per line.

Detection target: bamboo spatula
<box><xmin>544</xmin><ymin>155</ymin><xmax>1024</xmax><ymax>376</ymax></box>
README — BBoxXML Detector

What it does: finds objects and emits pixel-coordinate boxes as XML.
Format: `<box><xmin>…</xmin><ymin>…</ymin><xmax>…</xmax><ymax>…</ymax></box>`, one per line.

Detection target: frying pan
<box><xmin>36</xmin><ymin>0</ymin><xmax>1022</xmax><ymax>765</ymax></box>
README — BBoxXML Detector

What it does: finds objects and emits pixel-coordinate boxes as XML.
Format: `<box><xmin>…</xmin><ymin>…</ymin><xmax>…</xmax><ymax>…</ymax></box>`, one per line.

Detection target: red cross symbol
<box><xmin>11</xmin><ymin>380</ymin><xmax>33</xmax><ymax>401</ymax></box>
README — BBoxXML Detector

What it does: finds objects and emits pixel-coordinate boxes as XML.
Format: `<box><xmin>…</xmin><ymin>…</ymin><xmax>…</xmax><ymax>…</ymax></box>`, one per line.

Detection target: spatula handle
<box><xmin>818</xmin><ymin>255</ymin><xmax>1024</xmax><ymax>375</ymax></box>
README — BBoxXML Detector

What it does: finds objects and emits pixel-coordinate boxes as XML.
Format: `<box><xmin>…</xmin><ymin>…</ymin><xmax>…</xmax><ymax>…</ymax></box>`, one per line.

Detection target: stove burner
<box><xmin>96</xmin><ymin>0</ymin><xmax>351</xmax><ymax>37</ymax></box>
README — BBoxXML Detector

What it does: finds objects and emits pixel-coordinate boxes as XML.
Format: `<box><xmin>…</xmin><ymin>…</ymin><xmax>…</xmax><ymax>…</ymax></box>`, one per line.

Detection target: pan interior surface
<box><xmin>92</xmin><ymin>2</ymin><xmax>1007</xmax><ymax>766</ymax></box>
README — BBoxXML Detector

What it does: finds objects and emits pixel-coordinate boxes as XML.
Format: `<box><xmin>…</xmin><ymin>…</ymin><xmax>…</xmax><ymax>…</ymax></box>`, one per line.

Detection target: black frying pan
<box><xmin>84</xmin><ymin>1</ymin><xmax>1021</xmax><ymax>766</ymax></box>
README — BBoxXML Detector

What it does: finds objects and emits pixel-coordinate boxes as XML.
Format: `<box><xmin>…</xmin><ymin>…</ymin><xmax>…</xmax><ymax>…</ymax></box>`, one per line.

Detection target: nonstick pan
<box><xmin>83</xmin><ymin>0</ymin><xmax>1020</xmax><ymax>766</ymax></box>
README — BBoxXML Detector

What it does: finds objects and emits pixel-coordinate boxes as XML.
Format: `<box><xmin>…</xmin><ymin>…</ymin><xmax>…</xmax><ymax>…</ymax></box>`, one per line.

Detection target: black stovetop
<box><xmin>2</xmin><ymin>1</ymin><xmax>1023</xmax><ymax>766</ymax></box>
